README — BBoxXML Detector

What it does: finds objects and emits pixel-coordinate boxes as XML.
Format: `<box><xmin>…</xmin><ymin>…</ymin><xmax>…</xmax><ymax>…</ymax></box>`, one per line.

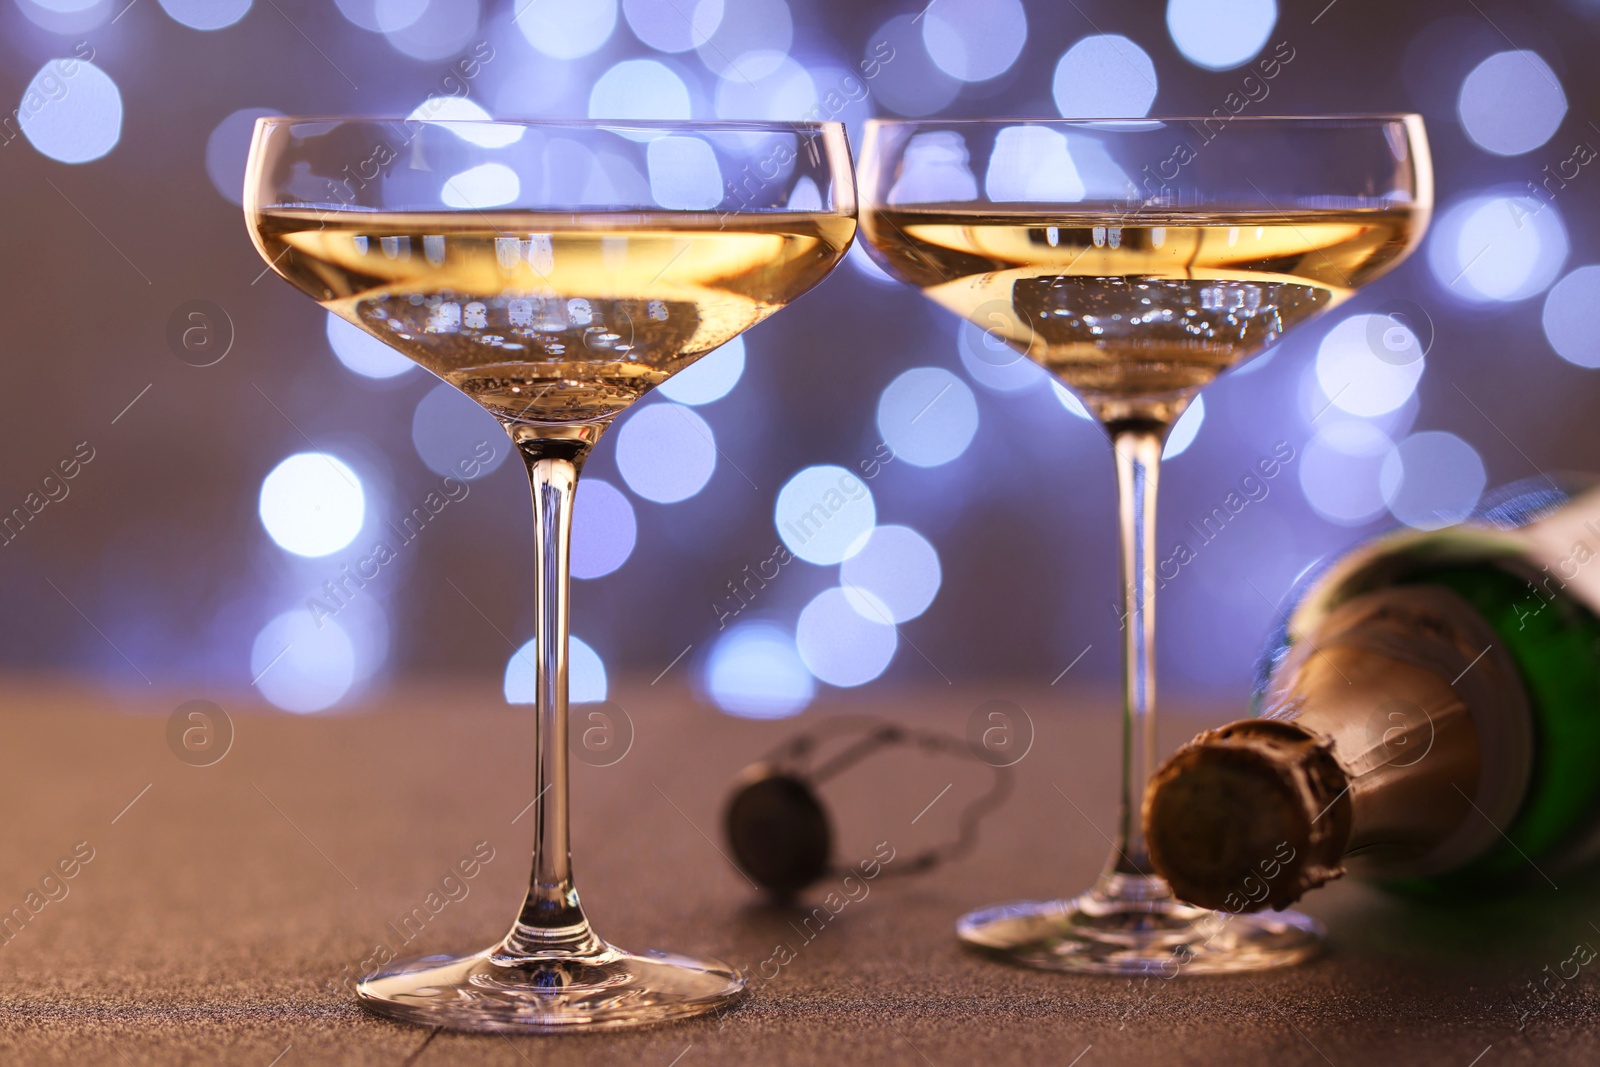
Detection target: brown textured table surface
<box><xmin>1</xmin><ymin>677</ymin><xmax>1596</xmax><ymax>1066</ymax></box>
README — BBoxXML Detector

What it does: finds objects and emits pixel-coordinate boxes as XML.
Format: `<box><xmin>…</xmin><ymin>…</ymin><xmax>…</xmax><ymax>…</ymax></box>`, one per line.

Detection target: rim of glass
<box><xmin>255</xmin><ymin>117</ymin><xmax>849</xmax><ymax>132</ymax></box>
<box><xmin>865</xmin><ymin>113</ymin><xmax>1423</xmax><ymax>126</ymax></box>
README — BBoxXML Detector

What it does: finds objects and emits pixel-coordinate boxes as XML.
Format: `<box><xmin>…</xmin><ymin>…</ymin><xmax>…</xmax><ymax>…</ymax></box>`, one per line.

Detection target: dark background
<box><xmin>1</xmin><ymin>0</ymin><xmax>1597</xmax><ymax>717</ymax></box>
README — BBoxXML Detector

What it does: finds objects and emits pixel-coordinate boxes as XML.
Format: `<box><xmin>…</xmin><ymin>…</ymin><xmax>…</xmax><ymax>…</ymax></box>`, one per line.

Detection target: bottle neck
<box><xmin>1145</xmin><ymin>585</ymin><xmax>1534</xmax><ymax>910</ymax></box>
<box><xmin>1284</xmin><ymin>585</ymin><xmax>1534</xmax><ymax>874</ymax></box>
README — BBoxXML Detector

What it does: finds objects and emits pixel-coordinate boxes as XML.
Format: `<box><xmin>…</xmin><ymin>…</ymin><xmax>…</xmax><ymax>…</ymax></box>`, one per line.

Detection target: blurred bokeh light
<box><xmin>703</xmin><ymin>620</ymin><xmax>815</xmax><ymax>719</ymax></box>
<box><xmin>775</xmin><ymin>465</ymin><xmax>877</xmax><ymax>565</ymax></box>
<box><xmin>1052</xmin><ymin>35</ymin><xmax>1158</xmax><ymax>118</ymax></box>
<box><xmin>1456</xmin><ymin>50</ymin><xmax>1566</xmax><ymax>156</ymax></box>
<box><xmin>1544</xmin><ymin>266</ymin><xmax>1600</xmax><ymax>369</ymax></box>
<box><xmin>258</xmin><ymin>454</ymin><xmax>367</xmax><ymax>559</ymax></box>
<box><xmin>615</xmin><ymin>403</ymin><xmax>718</xmax><ymax>503</ymax></box>
<box><xmin>840</xmin><ymin>524</ymin><xmax>941</xmax><ymax>623</ymax></box>
<box><xmin>20</xmin><ymin>59</ymin><xmax>121</xmax><ymax>163</ymax></box>
<box><xmin>797</xmin><ymin>586</ymin><xmax>898</xmax><ymax>687</ymax></box>
<box><xmin>1166</xmin><ymin>0</ymin><xmax>1277</xmax><ymax>71</ymax></box>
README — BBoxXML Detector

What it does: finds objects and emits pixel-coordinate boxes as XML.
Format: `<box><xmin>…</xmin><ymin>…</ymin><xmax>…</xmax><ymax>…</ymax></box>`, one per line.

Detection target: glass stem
<box><xmin>499</xmin><ymin>425</ymin><xmax>605</xmax><ymax>959</ymax></box>
<box><xmin>1105</xmin><ymin>419</ymin><xmax>1168</xmax><ymax>884</ymax></box>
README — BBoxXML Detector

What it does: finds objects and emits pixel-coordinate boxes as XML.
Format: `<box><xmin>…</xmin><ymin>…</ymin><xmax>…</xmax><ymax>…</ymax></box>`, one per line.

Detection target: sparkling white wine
<box><xmin>252</xmin><ymin>210</ymin><xmax>856</xmax><ymax>422</ymax></box>
<box><xmin>862</xmin><ymin>208</ymin><xmax>1421</xmax><ymax>423</ymax></box>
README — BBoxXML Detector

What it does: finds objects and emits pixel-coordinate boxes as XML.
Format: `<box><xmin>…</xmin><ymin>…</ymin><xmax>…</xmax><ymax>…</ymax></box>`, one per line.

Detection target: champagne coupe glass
<box><xmin>859</xmin><ymin>116</ymin><xmax>1431</xmax><ymax>973</ymax></box>
<box><xmin>245</xmin><ymin>119</ymin><xmax>856</xmax><ymax>1029</ymax></box>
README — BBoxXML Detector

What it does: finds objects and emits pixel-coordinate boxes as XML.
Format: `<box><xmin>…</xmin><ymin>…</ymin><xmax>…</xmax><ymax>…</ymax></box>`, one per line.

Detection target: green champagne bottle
<box><xmin>1142</xmin><ymin>478</ymin><xmax>1600</xmax><ymax>911</ymax></box>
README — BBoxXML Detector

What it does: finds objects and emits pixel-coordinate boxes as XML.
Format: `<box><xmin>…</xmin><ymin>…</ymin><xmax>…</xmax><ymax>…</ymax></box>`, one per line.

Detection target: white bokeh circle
<box><xmin>1379</xmin><ymin>431</ymin><xmax>1487</xmax><ymax>531</ymax></box>
<box><xmin>839</xmin><ymin>524</ymin><xmax>942</xmax><ymax>624</ymax></box>
<box><xmin>1053</xmin><ymin>35</ymin><xmax>1157</xmax><ymax>119</ymax></box>
<box><xmin>705</xmin><ymin>621</ymin><xmax>814</xmax><ymax>719</ymax></box>
<box><xmin>1166</xmin><ymin>0</ymin><xmax>1276</xmax><ymax>70</ymax></box>
<box><xmin>796</xmin><ymin>587</ymin><xmax>897</xmax><ymax>687</ymax></box>
<box><xmin>774</xmin><ymin>465</ymin><xmax>876</xmax><ymax>565</ymax></box>
<box><xmin>259</xmin><ymin>453</ymin><xmax>366</xmax><ymax>558</ymax></box>
<box><xmin>1457</xmin><ymin>50</ymin><xmax>1567</xmax><ymax>157</ymax></box>
<box><xmin>1543</xmin><ymin>266</ymin><xmax>1600</xmax><ymax>369</ymax></box>
<box><xmin>921</xmin><ymin>0</ymin><xmax>1028</xmax><ymax>83</ymax></box>
<box><xmin>875</xmin><ymin>367</ymin><xmax>979</xmax><ymax>468</ymax></box>
<box><xmin>616</xmin><ymin>403</ymin><xmax>718</xmax><ymax>503</ymax></box>
<box><xmin>1314</xmin><ymin>314</ymin><xmax>1426</xmax><ymax>418</ymax></box>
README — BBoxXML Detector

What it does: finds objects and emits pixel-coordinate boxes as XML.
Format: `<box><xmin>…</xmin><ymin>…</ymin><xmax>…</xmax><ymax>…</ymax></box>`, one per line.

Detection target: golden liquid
<box><xmin>252</xmin><ymin>209</ymin><xmax>856</xmax><ymax>422</ymax></box>
<box><xmin>862</xmin><ymin>208</ymin><xmax>1422</xmax><ymax>423</ymax></box>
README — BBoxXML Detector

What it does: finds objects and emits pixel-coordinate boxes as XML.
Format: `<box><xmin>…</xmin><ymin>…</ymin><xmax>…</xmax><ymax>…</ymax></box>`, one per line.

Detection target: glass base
<box><xmin>357</xmin><ymin>943</ymin><xmax>746</xmax><ymax>1033</ymax></box>
<box><xmin>956</xmin><ymin>873</ymin><xmax>1323</xmax><ymax>975</ymax></box>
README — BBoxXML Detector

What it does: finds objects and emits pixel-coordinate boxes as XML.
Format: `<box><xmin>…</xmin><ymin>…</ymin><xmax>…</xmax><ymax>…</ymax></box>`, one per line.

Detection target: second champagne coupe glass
<box><xmin>245</xmin><ymin>118</ymin><xmax>856</xmax><ymax>1029</ymax></box>
<box><xmin>860</xmin><ymin>116</ymin><xmax>1431</xmax><ymax>973</ymax></box>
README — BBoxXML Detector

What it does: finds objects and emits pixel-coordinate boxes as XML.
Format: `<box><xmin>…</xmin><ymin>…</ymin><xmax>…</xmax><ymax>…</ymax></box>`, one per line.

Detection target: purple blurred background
<box><xmin>1</xmin><ymin>0</ymin><xmax>1597</xmax><ymax>718</ymax></box>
